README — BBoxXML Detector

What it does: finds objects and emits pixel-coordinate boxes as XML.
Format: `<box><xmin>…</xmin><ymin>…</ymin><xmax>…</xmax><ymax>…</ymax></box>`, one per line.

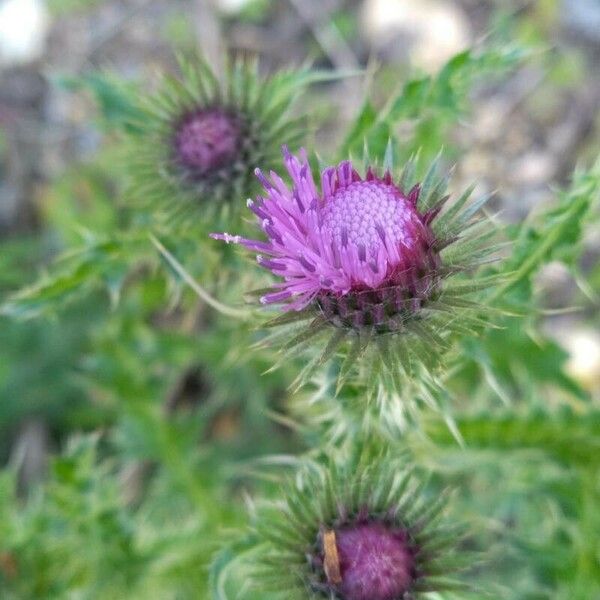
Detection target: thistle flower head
<box><xmin>127</xmin><ymin>56</ymin><xmax>307</xmax><ymax>226</ymax></box>
<box><xmin>214</xmin><ymin>147</ymin><xmax>441</xmax><ymax>322</ymax></box>
<box><xmin>212</xmin><ymin>147</ymin><xmax>502</xmax><ymax>402</ymax></box>
<box><xmin>251</xmin><ymin>449</ymin><xmax>471</xmax><ymax>599</ymax></box>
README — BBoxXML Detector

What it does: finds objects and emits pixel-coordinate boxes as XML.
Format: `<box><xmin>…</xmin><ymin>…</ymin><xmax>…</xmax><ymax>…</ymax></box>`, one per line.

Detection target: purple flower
<box><xmin>125</xmin><ymin>56</ymin><xmax>309</xmax><ymax>224</ymax></box>
<box><xmin>253</xmin><ymin>449</ymin><xmax>473</xmax><ymax>599</ymax></box>
<box><xmin>213</xmin><ymin>147</ymin><xmax>446</xmax><ymax>330</ymax></box>
<box><xmin>213</xmin><ymin>146</ymin><xmax>498</xmax><ymax>396</ymax></box>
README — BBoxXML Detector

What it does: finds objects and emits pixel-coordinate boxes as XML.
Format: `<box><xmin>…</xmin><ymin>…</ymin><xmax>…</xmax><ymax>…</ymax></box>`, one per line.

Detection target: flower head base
<box><xmin>251</xmin><ymin>448</ymin><xmax>472</xmax><ymax>599</ymax></box>
<box><xmin>213</xmin><ymin>147</ymin><xmax>503</xmax><ymax>401</ymax></box>
<box><xmin>126</xmin><ymin>56</ymin><xmax>308</xmax><ymax>227</ymax></box>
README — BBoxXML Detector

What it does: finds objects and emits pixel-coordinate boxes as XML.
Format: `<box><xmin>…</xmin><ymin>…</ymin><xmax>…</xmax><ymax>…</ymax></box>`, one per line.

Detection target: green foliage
<box><xmin>341</xmin><ymin>29</ymin><xmax>532</xmax><ymax>163</ymax></box>
<box><xmin>499</xmin><ymin>158</ymin><xmax>600</xmax><ymax>298</ymax></box>
<box><xmin>56</xmin><ymin>72</ymin><xmax>142</xmax><ymax>133</ymax></box>
<box><xmin>449</xmin><ymin>158</ymin><xmax>600</xmax><ymax>407</ymax></box>
<box><xmin>1</xmin><ymin>232</ymin><xmax>147</xmax><ymax>319</ymax></box>
<box><xmin>0</xmin><ymin>435</ymin><xmax>223</xmax><ymax>599</ymax></box>
<box><xmin>0</xmin><ymin>236</ymin><xmax>111</xmax><ymax>461</ymax></box>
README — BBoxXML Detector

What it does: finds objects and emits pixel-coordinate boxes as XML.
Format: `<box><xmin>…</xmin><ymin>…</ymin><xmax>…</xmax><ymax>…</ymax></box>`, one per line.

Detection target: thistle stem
<box><xmin>150</xmin><ymin>234</ymin><xmax>250</xmax><ymax>320</ymax></box>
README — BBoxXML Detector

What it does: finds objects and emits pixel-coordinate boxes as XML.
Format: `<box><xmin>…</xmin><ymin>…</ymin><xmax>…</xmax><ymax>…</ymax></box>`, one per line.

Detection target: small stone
<box><xmin>0</xmin><ymin>0</ymin><xmax>49</xmax><ymax>66</ymax></box>
<box><xmin>564</xmin><ymin>329</ymin><xmax>600</xmax><ymax>393</ymax></box>
<box><xmin>511</xmin><ymin>152</ymin><xmax>557</xmax><ymax>186</ymax></box>
<box><xmin>361</xmin><ymin>0</ymin><xmax>471</xmax><ymax>72</ymax></box>
<box><xmin>216</xmin><ymin>0</ymin><xmax>254</xmax><ymax>14</ymax></box>
<box><xmin>562</xmin><ymin>0</ymin><xmax>600</xmax><ymax>43</ymax></box>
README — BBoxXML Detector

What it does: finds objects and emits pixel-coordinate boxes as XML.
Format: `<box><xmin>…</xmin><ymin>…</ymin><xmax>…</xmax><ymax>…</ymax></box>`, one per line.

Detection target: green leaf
<box><xmin>424</xmin><ymin>409</ymin><xmax>600</xmax><ymax>465</ymax></box>
<box><xmin>340</xmin><ymin>100</ymin><xmax>377</xmax><ymax>156</ymax></box>
<box><xmin>1</xmin><ymin>234</ymin><xmax>147</xmax><ymax>319</ymax></box>
<box><xmin>493</xmin><ymin>156</ymin><xmax>600</xmax><ymax>301</ymax></box>
<box><xmin>341</xmin><ymin>30</ymin><xmax>531</xmax><ymax>162</ymax></box>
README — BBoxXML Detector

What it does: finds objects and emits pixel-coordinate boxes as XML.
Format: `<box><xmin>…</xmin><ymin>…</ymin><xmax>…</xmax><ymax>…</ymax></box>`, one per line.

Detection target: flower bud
<box><xmin>252</xmin><ymin>449</ymin><xmax>471</xmax><ymax>599</ymax></box>
<box><xmin>127</xmin><ymin>56</ymin><xmax>307</xmax><ymax>226</ymax></box>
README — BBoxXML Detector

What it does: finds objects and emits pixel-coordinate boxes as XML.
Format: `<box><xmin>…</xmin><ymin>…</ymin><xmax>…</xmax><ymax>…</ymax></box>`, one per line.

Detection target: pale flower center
<box><xmin>321</xmin><ymin>181</ymin><xmax>423</xmax><ymax>254</ymax></box>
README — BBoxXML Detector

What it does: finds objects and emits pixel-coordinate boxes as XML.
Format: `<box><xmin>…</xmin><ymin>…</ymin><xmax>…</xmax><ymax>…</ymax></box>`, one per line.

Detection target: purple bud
<box><xmin>321</xmin><ymin>522</ymin><xmax>415</xmax><ymax>600</ymax></box>
<box><xmin>173</xmin><ymin>108</ymin><xmax>240</xmax><ymax>174</ymax></box>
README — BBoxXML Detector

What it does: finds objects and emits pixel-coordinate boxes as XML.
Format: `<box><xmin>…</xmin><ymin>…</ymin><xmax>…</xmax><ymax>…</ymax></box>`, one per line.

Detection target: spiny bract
<box><xmin>212</xmin><ymin>146</ymin><xmax>504</xmax><ymax>399</ymax></box>
<box><xmin>251</xmin><ymin>448</ymin><xmax>472</xmax><ymax>599</ymax></box>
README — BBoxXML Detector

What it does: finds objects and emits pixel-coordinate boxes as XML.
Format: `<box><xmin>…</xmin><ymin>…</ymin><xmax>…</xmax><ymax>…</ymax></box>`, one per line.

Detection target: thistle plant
<box><xmin>2</xmin><ymin>7</ymin><xmax>599</xmax><ymax>600</ymax></box>
<box><xmin>212</xmin><ymin>146</ymin><xmax>502</xmax><ymax>400</ymax></box>
<box><xmin>126</xmin><ymin>56</ymin><xmax>307</xmax><ymax>226</ymax></box>
<box><xmin>251</xmin><ymin>448</ymin><xmax>471</xmax><ymax>600</ymax></box>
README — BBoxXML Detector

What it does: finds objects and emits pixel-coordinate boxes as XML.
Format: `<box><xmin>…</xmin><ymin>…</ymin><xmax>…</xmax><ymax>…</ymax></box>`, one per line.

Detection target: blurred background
<box><xmin>0</xmin><ymin>0</ymin><xmax>599</xmax><ymax>598</ymax></box>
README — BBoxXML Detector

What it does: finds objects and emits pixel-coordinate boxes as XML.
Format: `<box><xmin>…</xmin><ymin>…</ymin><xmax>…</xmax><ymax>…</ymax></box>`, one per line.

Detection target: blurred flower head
<box><xmin>173</xmin><ymin>107</ymin><xmax>242</xmax><ymax>177</ymax></box>
<box><xmin>252</xmin><ymin>448</ymin><xmax>470</xmax><ymax>599</ymax></box>
<box><xmin>126</xmin><ymin>56</ymin><xmax>307</xmax><ymax>226</ymax></box>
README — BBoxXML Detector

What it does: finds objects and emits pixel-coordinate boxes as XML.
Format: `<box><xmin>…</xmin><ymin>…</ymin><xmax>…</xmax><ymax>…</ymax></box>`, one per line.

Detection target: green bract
<box><xmin>249</xmin><ymin>446</ymin><xmax>473</xmax><ymax>599</ymax></box>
